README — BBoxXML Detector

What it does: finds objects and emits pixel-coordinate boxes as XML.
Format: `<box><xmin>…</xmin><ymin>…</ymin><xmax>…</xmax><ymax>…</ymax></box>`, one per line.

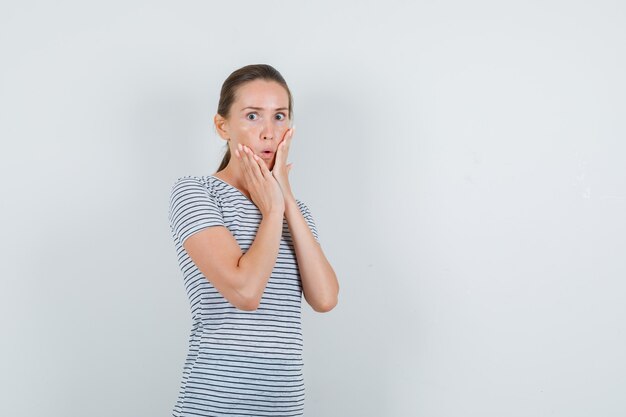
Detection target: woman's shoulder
<box><xmin>170</xmin><ymin>174</ymin><xmax>222</xmax><ymax>198</ymax></box>
<box><xmin>171</xmin><ymin>174</ymin><xmax>202</xmax><ymax>185</ymax></box>
<box><xmin>170</xmin><ymin>174</ymin><xmax>236</xmax><ymax>203</ymax></box>
<box><xmin>170</xmin><ymin>174</ymin><xmax>208</xmax><ymax>193</ymax></box>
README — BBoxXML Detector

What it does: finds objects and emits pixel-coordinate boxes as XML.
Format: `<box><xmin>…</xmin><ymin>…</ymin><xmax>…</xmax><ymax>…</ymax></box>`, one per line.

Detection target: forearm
<box><xmin>284</xmin><ymin>197</ymin><xmax>339</xmax><ymax>312</ymax></box>
<box><xmin>236</xmin><ymin>210</ymin><xmax>284</xmax><ymax>307</ymax></box>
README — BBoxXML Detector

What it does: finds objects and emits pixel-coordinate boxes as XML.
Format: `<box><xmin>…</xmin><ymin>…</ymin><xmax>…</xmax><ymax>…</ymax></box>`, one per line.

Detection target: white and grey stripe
<box><xmin>168</xmin><ymin>175</ymin><xmax>319</xmax><ymax>417</ymax></box>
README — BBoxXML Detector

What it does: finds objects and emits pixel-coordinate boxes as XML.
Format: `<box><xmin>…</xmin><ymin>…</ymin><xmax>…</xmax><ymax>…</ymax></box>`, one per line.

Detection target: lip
<box><xmin>259</xmin><ymin>150</ymin><xmax>274</xmax><ymax>159</ymax></box>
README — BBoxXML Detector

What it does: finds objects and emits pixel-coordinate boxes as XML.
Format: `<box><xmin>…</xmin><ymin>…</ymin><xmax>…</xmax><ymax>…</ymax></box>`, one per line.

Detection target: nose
<box><xmin>261</xmin><ymin>119</ymin><xmax>274</xmax><ymax>140</ymax></box>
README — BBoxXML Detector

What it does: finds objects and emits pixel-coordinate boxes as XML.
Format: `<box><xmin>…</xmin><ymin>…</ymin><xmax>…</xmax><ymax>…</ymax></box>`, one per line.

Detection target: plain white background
<box><xmin>1</xmin><ymin>1</ymin><xmax>625</xmax><ymax>416</ymax></box>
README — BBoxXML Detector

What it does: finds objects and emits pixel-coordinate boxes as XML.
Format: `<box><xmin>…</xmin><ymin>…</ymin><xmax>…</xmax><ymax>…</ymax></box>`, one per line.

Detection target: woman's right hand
<box><xmin>236</xmin><ymin>143</ymin><xmax>285</xmax><ymax>217</ymax></box>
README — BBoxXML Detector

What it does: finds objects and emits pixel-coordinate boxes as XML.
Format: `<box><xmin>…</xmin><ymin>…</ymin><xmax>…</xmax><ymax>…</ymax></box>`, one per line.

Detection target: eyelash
<box><xmin>246</xmin><ymin>112</ymin><xmax>286</xmax><ymax>121</ymax></box>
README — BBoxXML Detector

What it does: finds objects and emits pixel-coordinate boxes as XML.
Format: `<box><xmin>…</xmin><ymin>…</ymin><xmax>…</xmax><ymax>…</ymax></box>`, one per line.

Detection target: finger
<box><xmin>281</xmin><ymin>127</ymin><xmax>293</xmax><ymax>146</ymax></box>
<box><xmin>287</xmin><ymin>126</ymin><xmax>294</xmax><ymax>146</ymax></box>
<box><xmin>281</xmin><ymin>127</ymin><xmax>294</xmax><ymax>155</ymax></box>
<box><xmin>276</xmin><ymin>128</ymin><xmax>293</xmax><ymax>164</ymax></box>
<box><xmin>285</xmin><ymin>126</ymin><xmax>294</xmax><ymax>144</ymax></box>
<box><xmin>238</xmin><ymin>144</ymin><xmax>255</xmax><ymax>185</ymax></box>
<box><xmin>255</xmin><ymin>151</ymin><xmax>273</xmax><ymax>179</ymax></box>
<box><xmin>243</xmin><ymin>145</ymin><xmax>264</xmax><ymax>181</ymax></box>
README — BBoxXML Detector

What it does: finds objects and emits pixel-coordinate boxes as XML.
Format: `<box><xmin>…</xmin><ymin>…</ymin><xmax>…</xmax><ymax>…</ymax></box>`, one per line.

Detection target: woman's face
<box><xmin>222</xmin><ymin>79</ymin><xmax>291</xmax><ymax>170</ymax></box>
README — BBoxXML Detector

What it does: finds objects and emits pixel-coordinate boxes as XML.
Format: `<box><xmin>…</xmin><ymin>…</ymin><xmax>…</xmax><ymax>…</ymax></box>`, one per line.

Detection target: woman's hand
<box><xmin>271</xmin><ymin>126</ymin><xmax>295</xmax><ymax>200</ymax></box>
<box><xmin>236</xmin><ymin>143</ymin><xmax>285</xmax><ymax>217</ymax></box>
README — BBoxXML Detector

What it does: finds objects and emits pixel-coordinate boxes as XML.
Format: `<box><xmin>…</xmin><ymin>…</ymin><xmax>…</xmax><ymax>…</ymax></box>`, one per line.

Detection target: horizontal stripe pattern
<box><xmin>168</xmin><ymin>175</ymin><xmax>319</xmax><ymax>417</ymax></box>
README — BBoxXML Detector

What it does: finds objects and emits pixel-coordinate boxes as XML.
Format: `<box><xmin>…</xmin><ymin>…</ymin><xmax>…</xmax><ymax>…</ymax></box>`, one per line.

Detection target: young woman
<box><xmin>168</xmin><ymin>64</ymin><xmax>339</xmax><ymax>416</ymax></box>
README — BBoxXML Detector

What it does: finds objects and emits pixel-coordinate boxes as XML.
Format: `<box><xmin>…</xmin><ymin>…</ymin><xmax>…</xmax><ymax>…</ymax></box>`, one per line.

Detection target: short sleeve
<box><xmin>169</xmin><ymin>176</ymin><xmax>225</xmax><ymax>245</ymax></box>
<box><xmin>295</xmin><ymin>199</ymin><xmax>320</xmax><ymax>243</ymax></box>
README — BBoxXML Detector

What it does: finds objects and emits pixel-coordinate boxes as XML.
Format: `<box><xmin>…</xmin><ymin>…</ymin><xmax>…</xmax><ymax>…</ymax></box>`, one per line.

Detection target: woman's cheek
<box><xmin>237</xmin><ymin>125</ymin><xmax>257</xmax><ymax>138</ymax></box>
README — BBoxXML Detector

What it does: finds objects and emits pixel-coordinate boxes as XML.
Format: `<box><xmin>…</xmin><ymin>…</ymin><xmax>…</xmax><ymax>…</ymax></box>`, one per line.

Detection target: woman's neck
<box><xmin>213</xmin><ymin>164</ymin><xmax>251</xmax><ymax>199</ymax></box>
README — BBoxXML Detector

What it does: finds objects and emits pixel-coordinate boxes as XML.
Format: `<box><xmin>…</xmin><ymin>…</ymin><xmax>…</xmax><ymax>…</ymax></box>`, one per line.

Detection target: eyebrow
<box><xmin>241</xmin><ymin>106</ymin><xmax>289</xmax><ymax>112</ymax></box>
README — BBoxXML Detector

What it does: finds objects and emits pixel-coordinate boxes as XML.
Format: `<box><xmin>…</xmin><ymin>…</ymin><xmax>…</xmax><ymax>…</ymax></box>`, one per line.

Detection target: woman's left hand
<box><xmin>271</xmin><ymin>126</ymin><xmax>295</xmax><ymax>199</ymax></box>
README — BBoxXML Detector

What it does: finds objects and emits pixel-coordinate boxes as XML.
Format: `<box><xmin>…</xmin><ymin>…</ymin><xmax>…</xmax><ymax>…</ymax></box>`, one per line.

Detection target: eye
<box><xmin>275</xmin><ymin>112</ymin><xmax>286</xmax><ymax>121</ymax></box>
<box><xmin>246</xmin><ymin>113</ymin><xmax>258</xmax><ymax>120</ymax></box>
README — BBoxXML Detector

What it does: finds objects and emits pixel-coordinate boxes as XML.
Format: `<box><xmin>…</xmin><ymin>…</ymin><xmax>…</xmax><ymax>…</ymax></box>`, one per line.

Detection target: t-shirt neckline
<box><xmin>208</xmin><ymin>175</ymin><xmax>256</xmax><ymax>205</ymax></box>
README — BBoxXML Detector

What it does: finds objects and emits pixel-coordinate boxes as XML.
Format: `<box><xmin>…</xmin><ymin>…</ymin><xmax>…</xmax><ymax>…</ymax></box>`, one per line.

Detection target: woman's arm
<box><xmin>185</xmin><ymin>143</ymin><xmax>287</xmax><ymax>311</ymax></box>
<box><xmin>183</xmin><ymin>209</ymin><xmax>284</xmax><ymax>311</ymax></box>
<box><xmin>283</xmin><ymin>195</ymin><xmax>339</xmax><ymax>312</ymax></box>
<box><xmin>267</xmin><ymin>127</ymin><xmax>338</xmax><ymax>311</ymax></box>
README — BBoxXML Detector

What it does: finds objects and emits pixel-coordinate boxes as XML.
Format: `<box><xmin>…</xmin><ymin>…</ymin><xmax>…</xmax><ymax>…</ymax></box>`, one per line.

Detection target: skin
<box><xmin>211</xmin><ymin>79</ymin><xmax>339</xmax><ymax>312</ymax></box>
<box><xmin>213</xmin><ymin>79</ymin><xmax>291</xmax><ymax>199</ymax></box>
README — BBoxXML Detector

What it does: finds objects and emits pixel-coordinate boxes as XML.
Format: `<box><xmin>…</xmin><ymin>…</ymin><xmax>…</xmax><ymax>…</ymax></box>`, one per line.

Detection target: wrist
<box><xmin>284</xmin><ymin>192</ymin><xmax>297</xmax><ymax>208</ymax></box>
<box><xmin>262</xmin><ymin>209</ymin><xmax>285</xmax><ymax>221</ymax></box>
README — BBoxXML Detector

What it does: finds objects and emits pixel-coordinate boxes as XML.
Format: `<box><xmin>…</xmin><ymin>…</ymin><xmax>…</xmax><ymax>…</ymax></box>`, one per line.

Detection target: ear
<box><xmin>214</xmin><ymin>113</ymin><xmax>230</xmax><ymax>141</ymax></box>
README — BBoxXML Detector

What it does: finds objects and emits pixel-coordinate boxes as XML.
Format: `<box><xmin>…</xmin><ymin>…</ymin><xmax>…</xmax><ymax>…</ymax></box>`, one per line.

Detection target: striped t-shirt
<box><xmin>168</xmin><ymin>174</ymin><xmax>320</xmax><ymax>417</ymax></box>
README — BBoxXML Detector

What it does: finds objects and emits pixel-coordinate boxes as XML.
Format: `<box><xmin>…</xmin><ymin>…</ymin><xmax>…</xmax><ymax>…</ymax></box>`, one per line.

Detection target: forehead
<box><xmin>234</xmin><ymin>79</ymin><xmax>289</xmax><ymax>108</ymax></box>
